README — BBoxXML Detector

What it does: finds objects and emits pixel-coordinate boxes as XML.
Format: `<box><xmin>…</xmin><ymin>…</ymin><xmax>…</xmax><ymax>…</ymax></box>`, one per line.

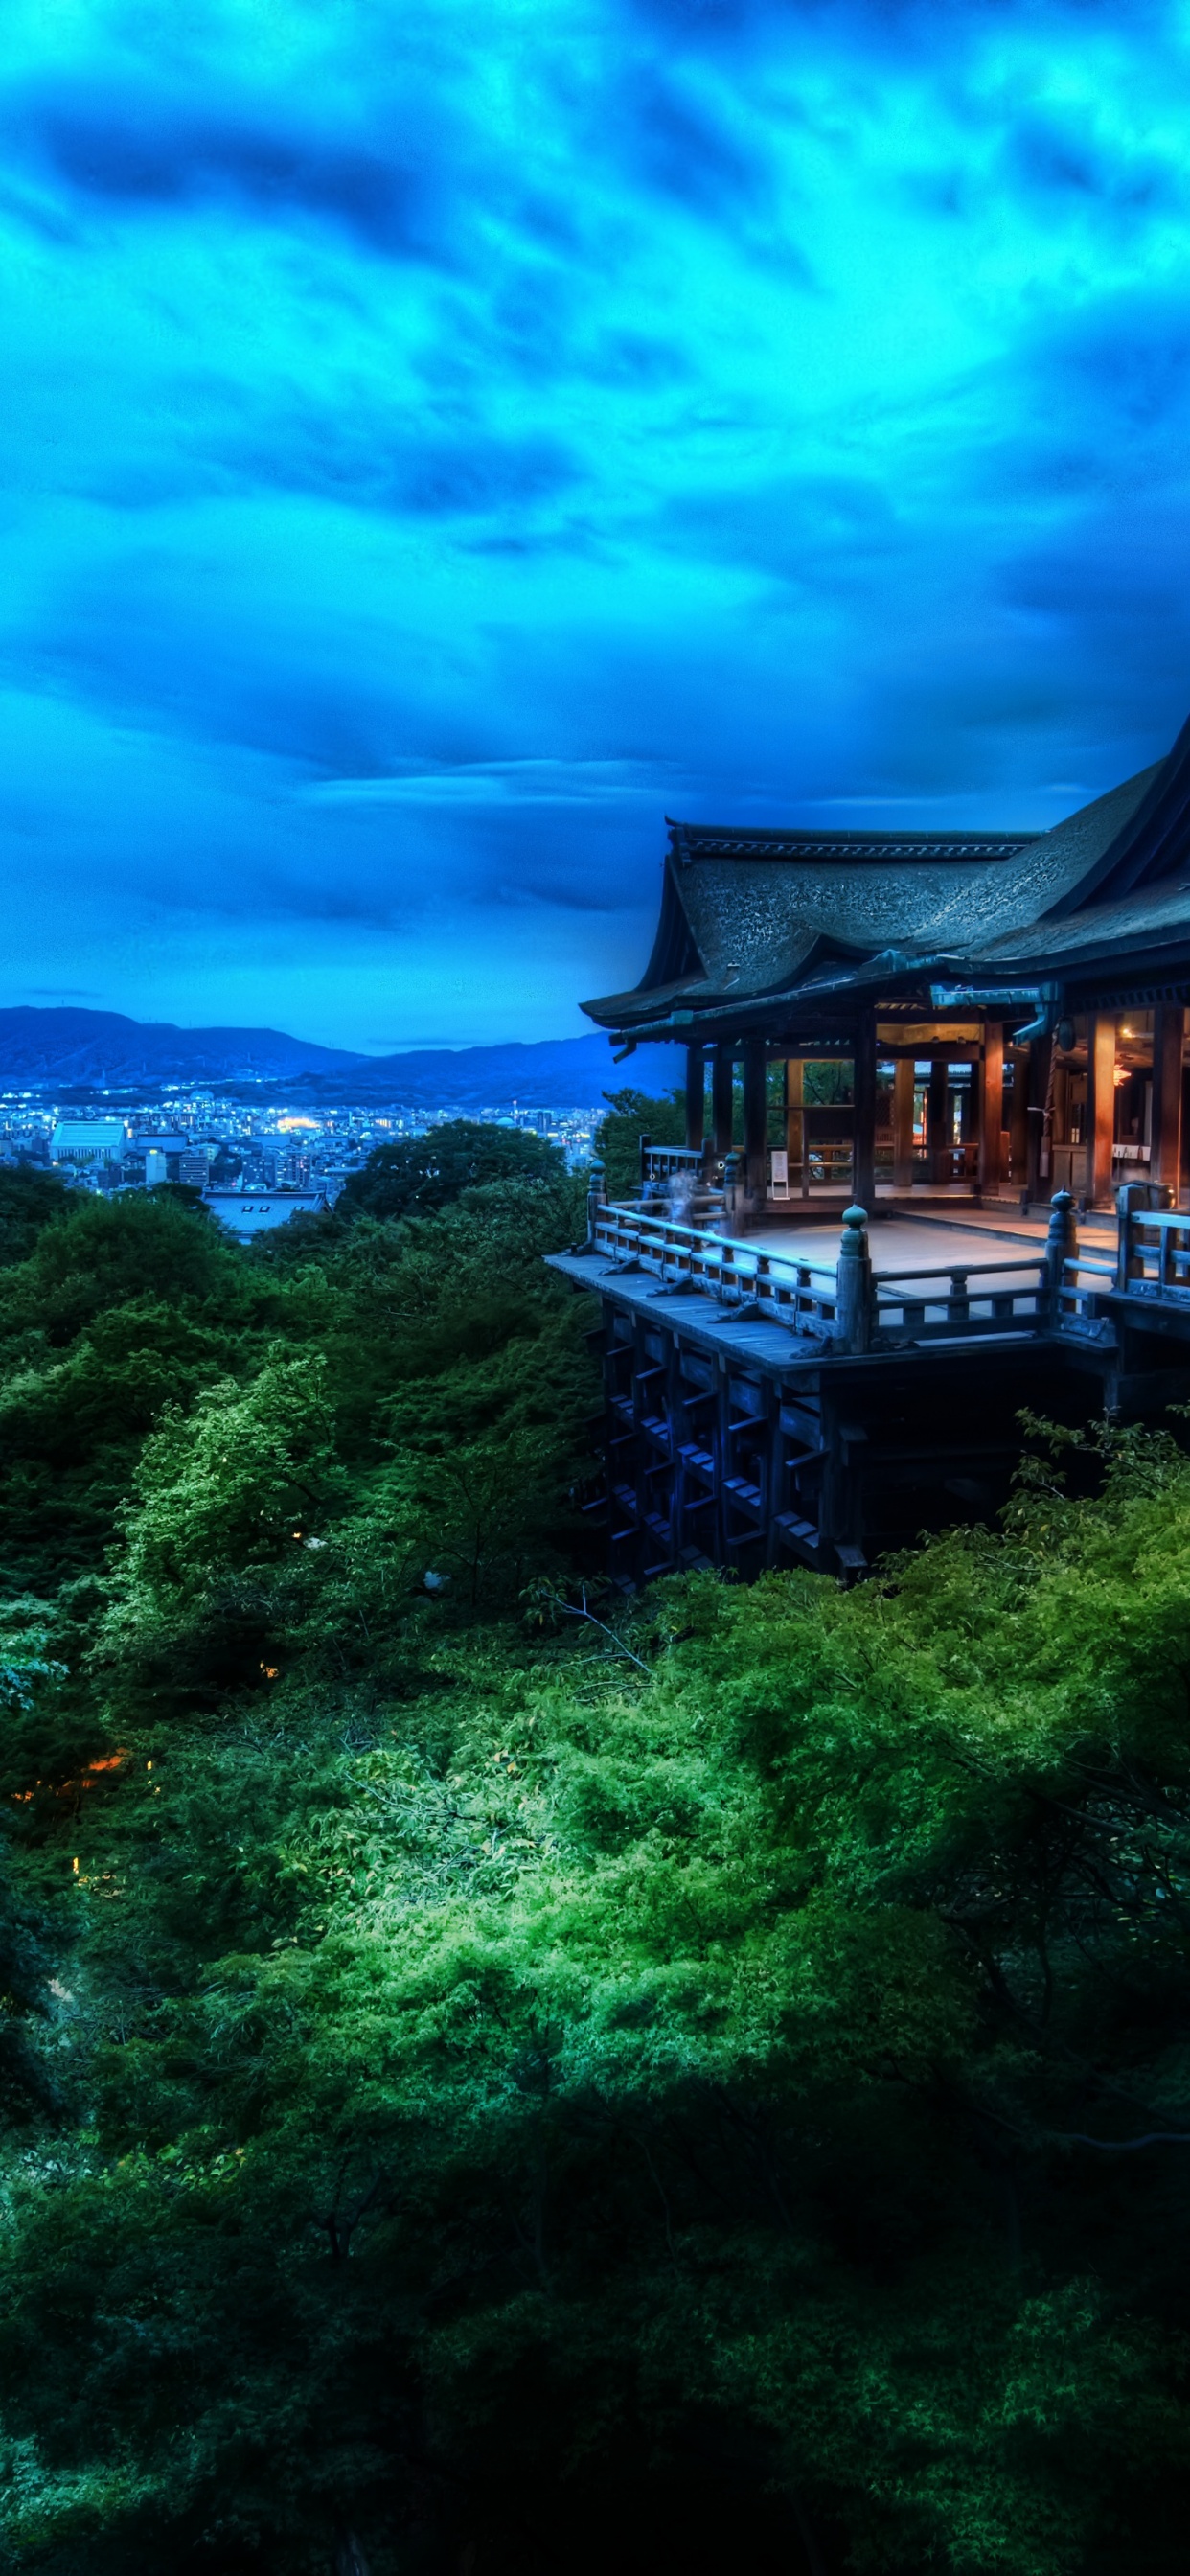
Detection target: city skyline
<box><xmin>6</xmin><ymin>1</ymin><xmax>1190</xmax><ymax>1046</ymax></box>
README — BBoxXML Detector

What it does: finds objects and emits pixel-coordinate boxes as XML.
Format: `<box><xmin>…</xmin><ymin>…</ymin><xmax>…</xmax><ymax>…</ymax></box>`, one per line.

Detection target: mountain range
<box><xmin>0</xmin><ymin>1008</ymin><xmax>678</xmax><ymax>1108</ymax></box>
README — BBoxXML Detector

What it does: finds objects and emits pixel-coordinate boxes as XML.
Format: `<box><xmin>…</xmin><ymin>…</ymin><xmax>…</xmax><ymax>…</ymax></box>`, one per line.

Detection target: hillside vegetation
<box><xmin>0</xmin><ymin>1135</ymin><xmax>1188</xmax><ymax>2576</ymax></box>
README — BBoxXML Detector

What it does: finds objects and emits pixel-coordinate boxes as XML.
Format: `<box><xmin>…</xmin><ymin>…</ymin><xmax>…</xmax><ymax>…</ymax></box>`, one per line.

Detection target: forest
<box><xmin>0</xmin><ymin>1117</ymin><xmax>1188</xmax><ymax>2576</ymax></box>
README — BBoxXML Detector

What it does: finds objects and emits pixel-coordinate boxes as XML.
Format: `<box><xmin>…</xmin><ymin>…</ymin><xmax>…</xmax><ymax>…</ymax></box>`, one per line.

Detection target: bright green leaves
<box><xmin>4</xmin><ymin>1181</ymin><xmax>1190</xmax><ymax>2569</ymax></box>
<box><xmin>114</xmin><ymin>1352</ymin><xmax>341</xmax><ymax>1605</ymax></box>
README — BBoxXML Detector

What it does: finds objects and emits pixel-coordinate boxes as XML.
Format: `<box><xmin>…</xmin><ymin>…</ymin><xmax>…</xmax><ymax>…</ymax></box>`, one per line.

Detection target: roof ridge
<box><xmin>667</xmin><ymin>819</ymin><xmax>1041</xmax><ymax>863</ymax></box>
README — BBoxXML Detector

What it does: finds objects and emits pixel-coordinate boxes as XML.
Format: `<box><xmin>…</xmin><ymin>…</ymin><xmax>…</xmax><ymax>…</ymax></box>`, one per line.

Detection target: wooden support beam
<box><xmin>1009</xmin><ymin>1043</ymin><xmax>1030</xmax><ymax>1190</ymax></box>
<box><xmin>1029</xmin><ymin>1034</ymin><xmax>1053</xmax><ymax>1200</ymax></box>
<box><xmin>928</xmin><ymin>1059</ymin><xmax>950</xmax><ymax>1186</ymax></box>
<box><xmin>1086</xmin><ymin>1013</ymin><xmax>1117</xmax><ymax>1207</ymax></box>
<box><xmin>785</xmin><ymin>1057</ymin><xmax>803</xmax><ymax>1184</ymax></box>
<box><xmin>892</xmin><ymin>1057</ymin><xmax>916</xmax><ymax>1191</ymax></box>
<box><xmin>684</xmin><ymin>1046</ymin><xmax>704</xmax><ymax>1153</ymax></box>
<box><xmin>1152</xmin><ymin>1003</ymin><xmax>1185</xmax><ymax>1198</ymax></box>
<box><xmin>743</xmin><ymin>1038</ymin><xmax>768</xmax><ymax>1203</ymax></box>
<box><xmin>853</xmin><ymin>1009</ymin><xmax>877</xmax><ymax>1210</ymax></box>
<box><xmin>712</xmin><ymin>1044</ymin><xmax>734</xmax><ymax>1158</ymax></box>
<box><xmin>1051</xmin><ymin>1059</ymin><xmax>1069</xmax><ymax>1166</ymax></box>
<box><xmin>977</xmin><ymin>1020</ymin><xmax>1003</xmax><ymax>1196</ymax></box>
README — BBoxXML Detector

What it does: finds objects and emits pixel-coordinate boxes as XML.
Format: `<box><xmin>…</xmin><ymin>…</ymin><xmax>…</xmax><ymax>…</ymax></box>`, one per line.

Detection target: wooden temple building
<box><xmin>549</xmin><ymin>712</ymin><xmax>1190</xmax><ymax>1583</ymax></box>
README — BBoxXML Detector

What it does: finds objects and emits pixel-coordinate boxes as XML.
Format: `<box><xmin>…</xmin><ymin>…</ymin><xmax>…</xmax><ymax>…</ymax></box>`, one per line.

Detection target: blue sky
<box><xmin>5</xmin><ymin>0</ymin><xmax>1190</xmax><ymax>1048</ymax></box>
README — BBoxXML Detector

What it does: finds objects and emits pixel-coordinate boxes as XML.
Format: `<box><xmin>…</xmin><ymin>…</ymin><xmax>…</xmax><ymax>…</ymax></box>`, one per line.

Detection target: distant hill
<box><xmin>0</xmin><ymin>1009</ymin><xmax>681</xmax><ymax>1105</ymax></box>
<box><xmin>355</xmin><ymin>1035</ymin><xmax>680</xmax><ymax>1108</ymax></box>
<box><xmin>0</xmin><ymin>1008</ymin><xmax>364</xmax><ymax>1084</ymax></box>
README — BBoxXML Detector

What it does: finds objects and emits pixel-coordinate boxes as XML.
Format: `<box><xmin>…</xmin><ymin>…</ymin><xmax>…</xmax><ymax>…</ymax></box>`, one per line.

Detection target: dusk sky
<box><xmin>6</xmin><ymin>0</ymin><xmax>1190</xmax><ymax>1049</ymax></box>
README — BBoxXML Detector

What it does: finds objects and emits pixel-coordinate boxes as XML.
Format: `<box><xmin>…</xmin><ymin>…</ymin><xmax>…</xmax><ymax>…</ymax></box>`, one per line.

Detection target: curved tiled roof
<box><xmin>667</xmin><ymin>821</ymin><xmax>1039</xmax><ymax>864</ymax></box>
<box><xmin>584</xmin><ymin>757</ymin><xmax>1169</xmax><ymax>1029</ymax></box>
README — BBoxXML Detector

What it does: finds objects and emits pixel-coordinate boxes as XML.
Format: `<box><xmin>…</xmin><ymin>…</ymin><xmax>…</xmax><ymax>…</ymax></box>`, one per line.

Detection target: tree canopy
<box><xmin>593</xmin><ymin>1087</ymin><xmax>686</xmax><ymax>1200</ymax></box>
<box><xmin>337</xmin><ymin>1119</ymin><xmax>565</xmax><ymax>1224</ymax></box>
<box><xmin>0</xmin><ymin>1174</ymin><xmax>1188</xmax><ymax>2574</ymax></box>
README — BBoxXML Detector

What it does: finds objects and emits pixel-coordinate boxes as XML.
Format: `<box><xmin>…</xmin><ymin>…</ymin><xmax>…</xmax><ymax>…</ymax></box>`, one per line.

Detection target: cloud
<box><xmin>622</xmin><ymin>64</ymin><xmax>772</xmax><ymax>217</ymax></box>
<box><xmin>2</xmin><ymin>0</ymin><xmax>1190</xmax><ymax>1042</ymax></box>
<box><xmin>302</xmin><ymin>757</ymin><xmax>667</xmax><ymax>808</ymax></box>
<box><xmin>26</xmin><ymin>89</ymin><xmax>438</xmax><ymax>260</ymax></box>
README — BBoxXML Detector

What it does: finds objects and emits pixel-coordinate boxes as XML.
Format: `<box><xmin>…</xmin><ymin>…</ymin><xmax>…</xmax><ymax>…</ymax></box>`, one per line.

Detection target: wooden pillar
<box><xmin>1152</xmin><ymin>1004</ymin><xmax>1185</xmax><ymax>1198</ymax></box>
<box><xmin>684</xmin><ymin>1046</ymin><xmax>704</xmax><ymax>1152</ymax></box>
<box><xmin>928</xmin><ymin>1058</ymin><xmax>950</xmax><ymax>1186</ymax></box>
<box><xmin>1086</xmin><ymin>1013</ymin><xmax>1116</xmax><ymax>1206</ymax></box>
<box><xmin>785</xmin><ymin>1058</ymin><xmax>804</xmax><ymax>1184</ymax></box>
<box><xmin>853</xmin><ymin>1010</ymin><xmax>877</xmax><ymax>1211</ymax></box>
<box><xmin>712</xmin><ymin>1044</ymin><xmax>734</xmax><ymax>1158</ymax></box>
<box><xmin>1009</xmin><ymin>1043</ymin><xmax>1030</xmax><ymax>1189</ymax></box>
<box><xmin>977</xmin><ymin>1021</ymin><xmax>1003</xmax><ymax>1196</ymax></box>
<box><xmin>1051</xmin><ymin>1059</ymin><xmax>1069</xmax><ymax>1166</ymax></box>
<box><xmin>1028</xmin><ymin>1034</ymin><xmax>1052</xmax><ymax>1201</ymax></box>
<box><xmin>892</xmin><ymin>1058</ymin><xmax>916</xmax><ymax>1190</ymax></box>
<box><xmin>743</xmin><ymin>1039</ymin><xmax>768</xmax><ymax>1203</ymax></box>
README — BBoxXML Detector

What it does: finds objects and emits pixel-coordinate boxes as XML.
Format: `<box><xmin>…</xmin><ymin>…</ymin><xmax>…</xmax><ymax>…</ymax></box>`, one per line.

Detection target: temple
<box><xmin>582</xmin><ymin>714</ymin><xmax>1190</xmax><ymax>1210</ymax></box>
<box><xmin>550</xmin><ymin>710</ymin><xmax>1190</xmax><ymax>1585</ymax></box>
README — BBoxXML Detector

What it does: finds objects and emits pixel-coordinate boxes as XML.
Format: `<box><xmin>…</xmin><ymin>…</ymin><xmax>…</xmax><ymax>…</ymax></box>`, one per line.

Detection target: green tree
<box><xmin>0</xmin><ymin>1187</ymin><xmax>240</xmax><ymax>1349</ymax></box>
<box><xmin>0</xmin><ymin>1168</ymin><xmax>70</xmax><ymax>1271</ymax></box>
<box><xmin>9</xmin><ymin>1152</ymin><xmax>1190</xmax><ymax>2576</ymax></box>
<box><xmin>593</xmin><ymin>1087</ymin><xmax>687</xmax><ymax>1200</ymax></box>
<box><xmin>4</xmin><ymin>1425</ymin><xmax>1190</xmax><ymax>2572</ymax></box>
<box><xmin>338</xmin><ymin>1120</ymin><xmax>564</xmax><ymax>1224</ymax></box>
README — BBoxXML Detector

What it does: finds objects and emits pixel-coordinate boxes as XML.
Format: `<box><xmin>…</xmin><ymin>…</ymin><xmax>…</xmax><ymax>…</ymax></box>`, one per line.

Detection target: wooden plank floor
<box><xmin>728</xmin><ymin>1206</ymin><xmax>1116</xmax><ymax>1272</ymax></box>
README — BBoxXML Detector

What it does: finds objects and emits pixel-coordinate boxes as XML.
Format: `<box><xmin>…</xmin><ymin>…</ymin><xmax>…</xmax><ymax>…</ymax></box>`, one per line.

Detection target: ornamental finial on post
<box><xmin>835</xmin><ymin>1203</ymin><xmax>873</xmax><ymax>1354</ymax></box>
<box><xmin>1044</xmin><ymin>1188</ymin><xmax>1077</xmax><ymax>1311</ymax></box>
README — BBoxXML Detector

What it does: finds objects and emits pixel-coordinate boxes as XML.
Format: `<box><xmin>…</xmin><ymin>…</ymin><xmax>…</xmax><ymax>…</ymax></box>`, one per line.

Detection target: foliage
<box><xmin>0</xmin><ymin>1170</ymin><xmax>71</xmax><ymax>1272</ymax></box>
<box><xmin>337</xmin><ymin>1119</ymin><xmax>565</xmax><ymax>1224</ymax></box>
<box><xmin>593</xmin><ymin>1087</ymin><xmax>687</xmax><ymax>1199</ymax></box>
<box><xmin>803</xmin><ymin>1060</ymin><xmax>854</xmax><ymax>1106</ymax></box>
<box><xmin>593</xmin><ymin>1069</ymin><xmax>834</xmax><ymax>1191</ymax></box>
<box><xmin>1</xmin><ymin>1171</ymin><xmax>1190</xmax><ymax>2572</ymax></box>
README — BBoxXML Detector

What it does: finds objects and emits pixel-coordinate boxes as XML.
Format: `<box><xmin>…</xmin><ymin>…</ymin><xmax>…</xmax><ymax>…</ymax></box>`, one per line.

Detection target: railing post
<box><xmin>1044</xmin><ymin>1187</ymin><xmax>1077</xmax><ymax>1320</ymax></box>
<box><xmin>586</xmin><ymin>1159</ymin><xmax>606</xmax><ymax>1244</ymax></box>
<box><xmin>1115</xmin><ymin>1183</ymin><xmax>1141</xmax><ymax>1293</ymax></box>
<box><xmin>835</xmin><ymin>1204</ymin><xmax>873</xmax><ymax>1354</ymax></box>
<box><xmin>639</xmin><ymin>1132</ymin><xmax>652</xmax><ymax>1192</ymax></box>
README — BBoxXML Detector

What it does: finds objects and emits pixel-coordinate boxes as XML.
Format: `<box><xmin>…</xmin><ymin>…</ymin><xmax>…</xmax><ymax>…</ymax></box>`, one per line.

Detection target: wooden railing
<box><xmin>640</xmin><ymin>1142</ymin><xmax>708</xmax><ymax>1184</ymax></box>
<box><xmin>589</xmin><ymin>1202</ymin><xmax>840</xmax><ymax>1340</ymax></box>
<box><xmin>1116</xmin><ymin>1205</ymin><xmax>1190</xmax><ymax>1299</ymax></box>
<box><xmin>1057</xmin><ymin>1249</ymin><xmax>1117</xmax><ymax>1335</ymax></box>
<box><xmin>583</xmin><ymin>1179</ymin><xmax>1190</xmax><ymax>1356</ymax></box>
<box><xmin>871</xmin><ymin>1254</ymin><xmax>1048</xmax><ymax>1343</ymax></box>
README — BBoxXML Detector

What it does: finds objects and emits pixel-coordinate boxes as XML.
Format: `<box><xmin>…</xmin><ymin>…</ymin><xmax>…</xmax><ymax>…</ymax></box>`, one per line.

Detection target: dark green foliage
<box><xmin>338</xmin><ymin>1119</ymin><xmax>564</xmax><ymax>1223</ymax></box>
<box><xmin>0</xmin><ymin>1188</ymin><xmax>240</xmax><ymax>1348</ymax></box>
<box><xmin>593</xmin><ymin>1071</ymin><xmax>791</xmax><ymax>1187</ymax></box>
<box><xmin>804</xmin><ymin>1059</ymin><xmax>853</xmax><ymax>1104</ymax></box>
<box><xmin>2</xmin><ymin>1172</ymin><xmax>1190</xmax><ymax>2573</ymax></box>
<box><xmin>593</xmin><ymin>1086</ymin><xmax>687</xmax><ymax>1198</ymax></box>
<box><xmin>0</xmin><ymin>1169</ymin><xmax>71</xmax><ymax>1270</ymax></box>
<box><xmin>145</xmin><ymin>1178</ymin><xmax>210</xmax><ymax>1215</ymax></box>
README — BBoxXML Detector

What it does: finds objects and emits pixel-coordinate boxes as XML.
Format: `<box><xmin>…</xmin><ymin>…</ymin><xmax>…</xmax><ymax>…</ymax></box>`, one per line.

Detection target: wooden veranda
<box><xmin>549</xmin><ymin>1180</ymin><xmax>1190</xmax><ymax>1585</ymax></box>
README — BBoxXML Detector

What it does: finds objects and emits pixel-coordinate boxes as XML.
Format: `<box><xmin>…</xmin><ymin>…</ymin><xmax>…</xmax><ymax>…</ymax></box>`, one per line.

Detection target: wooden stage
<box><xmin>549</xmin><ymin>1186</ymin><xmax>1190</xmax><ymax>1587</ymax></box>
